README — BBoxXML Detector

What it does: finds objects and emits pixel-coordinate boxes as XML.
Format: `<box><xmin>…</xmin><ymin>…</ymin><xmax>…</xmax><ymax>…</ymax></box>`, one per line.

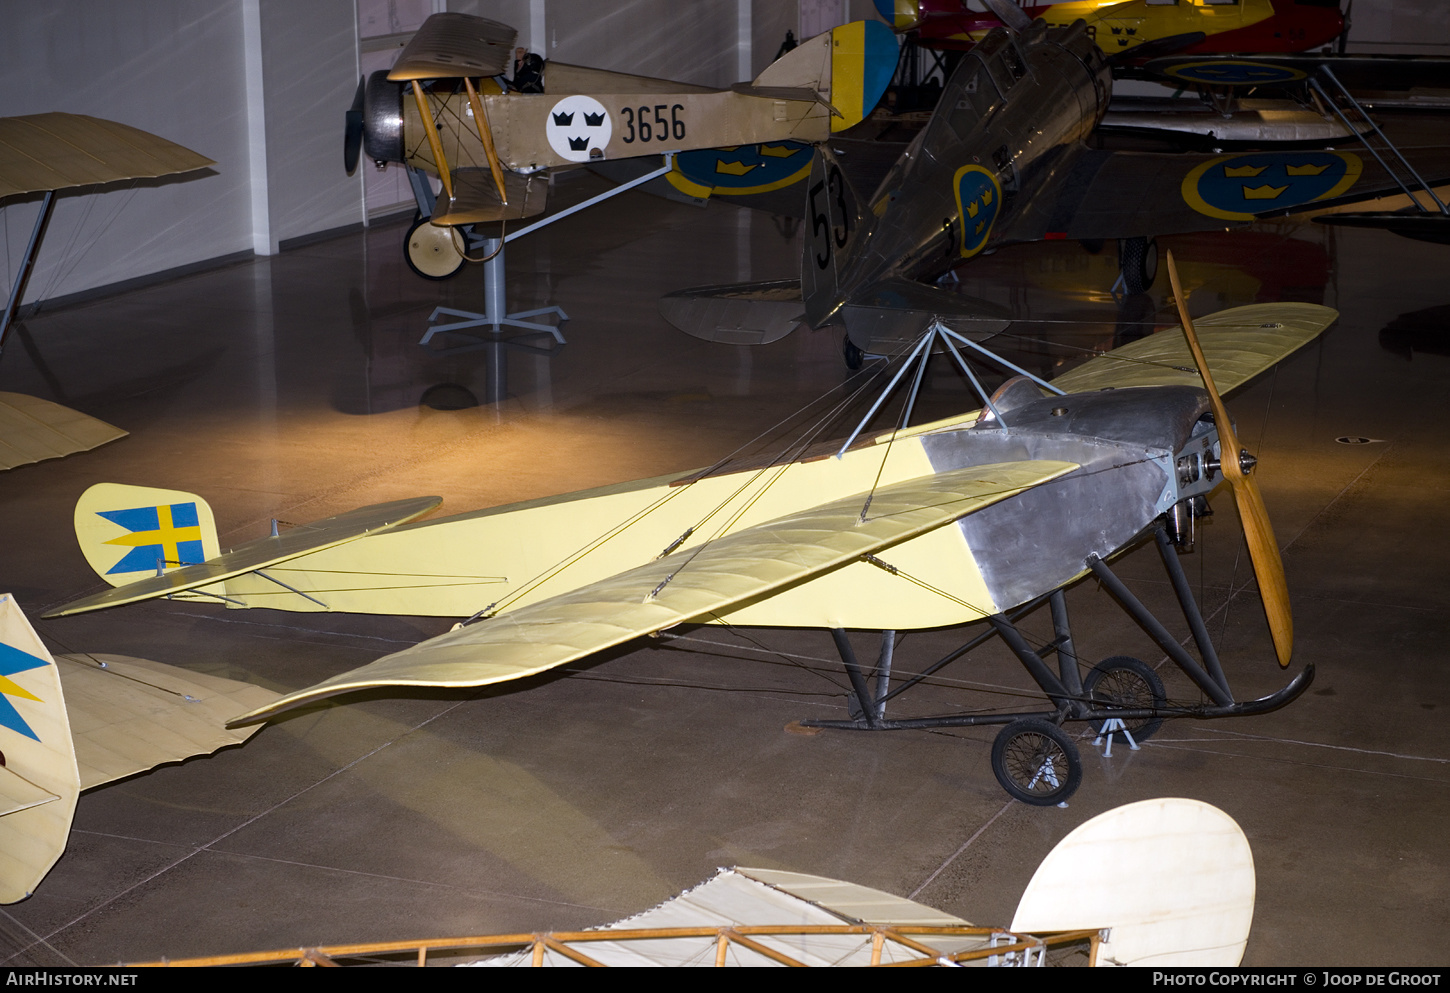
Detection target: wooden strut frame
<box><xmin>128</xmin><ymin>925</ymin><xmax>1102</xmax><ymax>968</ymax></box>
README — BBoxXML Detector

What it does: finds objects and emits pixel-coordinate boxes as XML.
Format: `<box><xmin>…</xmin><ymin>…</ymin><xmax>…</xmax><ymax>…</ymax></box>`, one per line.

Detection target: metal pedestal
<box><xmin>419</xmin><ymin>240</ymin><xmax>567</xmax><ymax>350</ymax></box>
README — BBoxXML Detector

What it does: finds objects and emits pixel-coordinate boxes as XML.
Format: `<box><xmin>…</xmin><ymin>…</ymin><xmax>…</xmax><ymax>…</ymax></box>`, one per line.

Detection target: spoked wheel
<box><xmin>1117</xmin><ymin>236</ymin><xmax>1158</xmax><ymax>294</ymax></box>
<box><xmin>1083</xmin><ymin>655</ymin><xmax>1166</xmax><ymax>744</ymax></box>
<box><xmin>990</xmin><ymin>718</ymin><xmax>1082</xmax><ymax>806</ymax></box>
<box><xmin>405</xmin><ymin>214</ymin><xmax>467</xmax><ymax>280</ymax></box>
<box><xmin>842</xmin><ymin>332</ymin><xmax>865</xmax><ymax>370</ymax></box>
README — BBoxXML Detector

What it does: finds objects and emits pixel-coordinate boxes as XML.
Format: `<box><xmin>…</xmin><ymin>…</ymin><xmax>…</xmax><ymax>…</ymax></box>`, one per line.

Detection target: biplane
<box><xmin>660</xmin><ymin>6</ymin><xmax>1448</xmax><ymax>363</ymax></box>
<box><xmin>347</xmin><ymin>11</ymin><xmax>896</xmax><ymax>276</ymax></box>
<box><xmin>48</xmin><ymin>255</ymin><xmax>1330</xmax><ymax>806</ymax></box>
<box><xmin>0</xmin><ymin>113</ymin><xmax>213</xmax><ymax>470</ymax></box>
<box><xmin>0</xmin><ymin>594</ymin><xmax>278</xmax><ymax>902</ymax></box>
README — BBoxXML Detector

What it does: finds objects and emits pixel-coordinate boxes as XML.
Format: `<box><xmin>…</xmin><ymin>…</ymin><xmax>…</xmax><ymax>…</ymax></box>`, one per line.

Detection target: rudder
<box><xmin>74</xmin><ymin>483</ymin><xmax>220</xmax><ymax>589</ymax></box>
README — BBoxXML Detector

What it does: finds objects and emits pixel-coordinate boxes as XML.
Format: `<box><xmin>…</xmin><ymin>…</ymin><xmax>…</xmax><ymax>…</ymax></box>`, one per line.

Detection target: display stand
<box><xmin>419</xmin><ymin>240</ymin><xmax>567</xmax><ymax>349</ymax></box>
<box><xmin>413</xmin><ymin>153</ymin><xmax>677</xmax><ymax>352</ymax></box>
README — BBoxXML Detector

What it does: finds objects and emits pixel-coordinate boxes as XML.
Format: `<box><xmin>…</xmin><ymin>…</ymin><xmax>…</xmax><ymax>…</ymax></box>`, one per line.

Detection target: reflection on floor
<box><xmin>1</xmin><ymin>168</ymin><xmax>1448</xmax><ymax>967</ymax></box>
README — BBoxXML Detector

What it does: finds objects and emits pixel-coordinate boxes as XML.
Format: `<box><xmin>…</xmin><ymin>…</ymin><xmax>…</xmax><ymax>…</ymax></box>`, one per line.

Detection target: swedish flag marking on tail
<box><xmin>98</xmin><ymin>502</ymin><xmax>206</xmax><ymax>574</ymax></box>
<box><xmin>0</xmin><ymin>642</ymin><xmax>47</xmax><ymax>742</ymax></box>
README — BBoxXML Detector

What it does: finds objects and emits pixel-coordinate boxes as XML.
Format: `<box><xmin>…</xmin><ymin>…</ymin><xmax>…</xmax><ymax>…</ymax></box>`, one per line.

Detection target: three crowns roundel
<box><xmin>546</xmin><ymin>96</ymin><xmax>612</xmax><ymax>163</ymax></box>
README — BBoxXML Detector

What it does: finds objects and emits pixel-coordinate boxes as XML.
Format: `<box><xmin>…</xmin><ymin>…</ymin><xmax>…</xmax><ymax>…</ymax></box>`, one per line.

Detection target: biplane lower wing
<box><xmin>0</xmin><ymin>392</ymin><xmax>126</xmax><ymax>471</ymax></box>
<box><xmin>228</xmin><ymin>460</ymin><xmax>1076</xmax><ymax>725</ymax></box>
<box><xmin>1004</xmin><ymin>145</ymin><xmax>1450</xmax><ymax>243</ymax></box>
<box><xmin>0</xmin><ymin>595</ymin><xmax>279</xmax><ymax>902</ymax></box>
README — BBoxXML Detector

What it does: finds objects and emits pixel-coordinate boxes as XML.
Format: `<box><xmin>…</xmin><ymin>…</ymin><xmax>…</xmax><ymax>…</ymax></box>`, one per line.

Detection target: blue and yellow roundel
<box><xmin>1159</xmin><ymin>60</ymin><xmax>1308</xmax><ymax>87</ymax></box>
<box><xmin>954</xmin><ymin>164</ymin><xmax>1002</xmax><ymax>258</ymax></box>
<box><xmin>667</xmin><ymin>142</ymin><xmax>814</xmax><ymax>198</ymax></box>
<box><xmin>1183</xmin><ymin>151</ymin><xmax>1362</xmax><ymax>221</ymax></box>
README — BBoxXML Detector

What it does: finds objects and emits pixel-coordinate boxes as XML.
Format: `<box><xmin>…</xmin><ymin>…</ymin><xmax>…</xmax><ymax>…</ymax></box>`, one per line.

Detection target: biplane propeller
<box><xmin>48</xmin><ymin>266</ymin><xmax>1332</xmax><ymax>803</ymax></box>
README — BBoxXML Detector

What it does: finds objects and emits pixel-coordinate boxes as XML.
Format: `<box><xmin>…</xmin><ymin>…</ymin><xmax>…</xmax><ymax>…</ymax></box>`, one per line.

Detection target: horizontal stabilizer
<box><xmin>387</xmin><ymin>13</ymin><xmax>516</xmax><ymax>81</ymax></box>
<box><xmin>228</xmin><ymin>460</ymin><xmax>1075</xmax><ymax>725</ymax></box>
<box><xmin>0</xmin><ymin>114</ymin><xmax>214</xmax><ymax>200</ymax></box>
<box><xmin>658</xmin><ymin>279</ymin><xmax>805</xmax><ymax>345</ymax></box>
<box><xmin>56</xmin><ymin>654</ymin><xmax>280</xmax><ymax>790</ymax></box>
<box><xmin>49</xmin><ymin>496</ymin><xmax>442</xmax><ymax>618</ymax></box>
<box><xmin>431</xmin><ymin>168</ymin><xmax>548</xmax><ymax>226</ymax></box>
<box><xmin>1050</xmin><ymin>303</ymin><xmax>1338</xmax><ymax>396</ymax></box>
<box><xmin>0</xmin><ymin>393</ymin><xmax>126</xmax><ymax>471</ymax></box>
<box><xmin>843</xmin><ymin>278</ymin><xmax>1013</xmax><ymax>355</ymax></box>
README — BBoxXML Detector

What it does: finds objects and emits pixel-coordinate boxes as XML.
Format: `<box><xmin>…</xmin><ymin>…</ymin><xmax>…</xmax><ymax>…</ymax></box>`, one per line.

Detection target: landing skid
<box><xmin>801</xmin><ymin>525</ymin><xmax>1314</xmax><ymax>806</ymax></box>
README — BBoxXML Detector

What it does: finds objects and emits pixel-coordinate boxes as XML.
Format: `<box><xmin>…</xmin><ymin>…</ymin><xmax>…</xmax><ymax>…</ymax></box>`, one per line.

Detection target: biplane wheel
<box><xmin>1118</xmin><ymin>236</ymin><xmax>1158</xmax><ymax>294</ymax></box>
<box><xmin>842</xmin><ymin>333</ymin><xmax>865</xmax><ymax>370</ymax></box>
<box><xmin>1084</xmin><ymin>655</ymin><xmax>1166</xmax><ymax>743</ymax></box>
<box><xmin>404</xmin><ymin>215</ymin><xmax>467</xmax><ymax>280</ymax></box>
<box><xmin>990</xmin><ymin>719</ymin><xmax>1082</xmax><ymax>806</ymax></box>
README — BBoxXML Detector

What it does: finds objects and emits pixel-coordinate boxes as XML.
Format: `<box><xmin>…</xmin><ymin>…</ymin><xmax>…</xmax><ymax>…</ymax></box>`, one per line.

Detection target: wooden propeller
<box><xmin>1166</xmin><ymin>250</ymin><xmax>1293</xmax><ymax>667</ymax></box>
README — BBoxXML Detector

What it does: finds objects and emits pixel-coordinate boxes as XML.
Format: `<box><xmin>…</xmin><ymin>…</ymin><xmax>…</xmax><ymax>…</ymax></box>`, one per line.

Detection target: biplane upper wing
<box><xmin>228</xmin><ymin>459</ymin><xmax>1076</xmax><ymax>725</ymax></box>
<box><xmin>1050</xmin><ymin>302</ymin><xmax>1338</xmax><ymax>396</ymax></box>
<box><xmin>387</xmin><ymin>13</ymin><xmax>516</xmax><ymax>81</ymax></box>
<box><xmin>0</xmin><ymin>392</ymin><xmax>126</xmax><ymax>471</ymax></box>
<box><xmin>0</xmin><ymin>113</ymin><xmax>213</xmax><ymax>199</ymax></box>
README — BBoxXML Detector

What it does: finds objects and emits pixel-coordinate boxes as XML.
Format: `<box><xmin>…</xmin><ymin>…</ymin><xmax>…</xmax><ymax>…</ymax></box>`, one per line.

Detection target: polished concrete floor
<box><xmin>1</xmin><ymin>164</ymin><xmax>1448</xmax><ymax>967</ymax></box>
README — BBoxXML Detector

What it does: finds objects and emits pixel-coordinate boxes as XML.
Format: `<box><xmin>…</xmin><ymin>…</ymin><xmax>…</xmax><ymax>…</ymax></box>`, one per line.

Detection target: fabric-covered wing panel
<box><xmin>388</xmin><ymin>13</ymin><xmax>516</xmax><ymax>81</ymax></box>
<box><xmin>231</xmin><ymin>460</ymin><xmax>1076</xmax><ymax>724</ymax></box>
<box><xmin>0</xmin><ymin>393</ymin><xmax>126</xmax><ymax>471</ymax></box>
<box><xmin>1049</xmin><ymin>303</ymin><xmax>1336</xmax><ymax>396</ymax></box>
<box><xmin>0</xmin><ymin>114</ymin><xmax>213</xmax><ymax>199</ymax></box>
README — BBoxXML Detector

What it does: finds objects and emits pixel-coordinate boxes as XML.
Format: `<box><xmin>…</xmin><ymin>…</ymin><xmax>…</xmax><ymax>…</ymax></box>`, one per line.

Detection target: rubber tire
<box><xmin>1118</xmin><ymin>236</ymin><xmax>1158</xmax><ymax>294</ymax></box>
<box><xmin>405</xmin><ymin>215</ymin><xmax>466</xmax><ymax>280</ymax></box>
<box><xmin>990</xmin><ymin>718</ymin><xmax>1082</xmax><ymax>806</ymax></box>
<box><xmin>842</xmin><ymin>332</ymin><xmax>865</xmax><ymax>371</ymax></box>
<box><xmin>1083</xmin><ymin>655</ymin><xmax>1166</xmax><ymax>743</ymax></box>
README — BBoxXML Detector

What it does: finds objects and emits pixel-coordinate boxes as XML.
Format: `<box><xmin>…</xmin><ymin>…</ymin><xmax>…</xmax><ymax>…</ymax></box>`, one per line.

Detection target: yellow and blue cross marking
<box><xmin>99</xmin><ymin>502</ymin><xmax>206</xmax><ymax>575</ymax></box>
<box><xmin>0</xmin><ymin>642</ymin><xmax>47</xmax><ymax>741</ymax></box>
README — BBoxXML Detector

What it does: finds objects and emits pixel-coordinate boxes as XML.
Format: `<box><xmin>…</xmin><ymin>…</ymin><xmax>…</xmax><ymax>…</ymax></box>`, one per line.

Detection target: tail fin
<box><xmin>0</xmin><ymin>594</ymin><xmax>79</xmax><ymax>903</ymax></box>
<box><xmin>802</xmin><ymin>145</ymin><xmax>874</xmax><ymax>327</ymax></box>
<box><xmin>753</xmin><ymin>20</ymin><xmax>898</xmax><ymax>133</ymax></box>
<box><xmin>74</xmin><ymin>483</ymin><xmax>220</xmax><ymax>589</ymax></box>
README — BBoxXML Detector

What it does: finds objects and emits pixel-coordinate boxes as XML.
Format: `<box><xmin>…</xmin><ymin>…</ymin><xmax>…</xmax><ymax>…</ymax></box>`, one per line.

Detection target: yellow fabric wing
<box><xmin>0</xmin><ymin>113</ymin><xmax>213</xmax><ymax>199</ymax></box>
<box><xmin>0</xmin><ymin>392</ymin><xmax>126</xmax><ymax>471</ymax></box>
<box><xmin>1050</xmin><ymin>303</ymin><xmax>1337</xmax><ymax>396</ymax></box>
<box><xmin>56</xmin><ymin>655</ymin><xmax>281</xmax><ymax>791</ymax></box>
<box><xmin>231</xmin><ymin>460</ymin><xmax>1076</xmax><ymax>725</ymax></box>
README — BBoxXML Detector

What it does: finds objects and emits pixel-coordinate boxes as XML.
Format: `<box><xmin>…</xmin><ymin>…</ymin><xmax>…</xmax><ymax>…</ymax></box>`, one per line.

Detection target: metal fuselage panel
<box><xmin>840</xmin><ymin>21</ymin><xmax>1108</xmax><ymax>295</ymax></box>
<box><xmin>921</xmin><ymin>386</ymin><xmax>1219</xmax><ymax>611</ymax></box>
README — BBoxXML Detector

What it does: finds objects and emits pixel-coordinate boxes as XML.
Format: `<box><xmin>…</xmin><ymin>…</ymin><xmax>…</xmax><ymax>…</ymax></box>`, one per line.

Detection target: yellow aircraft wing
<box><xmin>0</xmin><ymin>392</ymin><xmax>126</xmax><ymax>471</ymax></box>
<box><xmin>1050</xmin><ymin>302</ymin><xmax>1338</xmax><ymax>396</ymax></box>
<box><xmin>0</xmin><ymin>113</ymin><xmax>213</xmax><ymax>200</ymax></box>
<box><xmin>45</xmin><ymin>496</ymin><xmax>442</xmax><ymax>617</ymax></box>
<box><xmin>230</xmin><ymin>459</ymin><xmax>1076</xmax><ymax>725</ymax></box>
<box><xmin>56</xmin><ymin>654</ymin><xmax>280</xmax><ymax>791</ymax></box>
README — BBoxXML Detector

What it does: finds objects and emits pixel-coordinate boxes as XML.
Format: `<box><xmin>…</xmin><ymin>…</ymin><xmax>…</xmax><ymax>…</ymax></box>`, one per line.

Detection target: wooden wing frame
<box><xmin>230</xmin><ymin>460</ymin><xmax>1076</xmax><ymax>725</ymax></box>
